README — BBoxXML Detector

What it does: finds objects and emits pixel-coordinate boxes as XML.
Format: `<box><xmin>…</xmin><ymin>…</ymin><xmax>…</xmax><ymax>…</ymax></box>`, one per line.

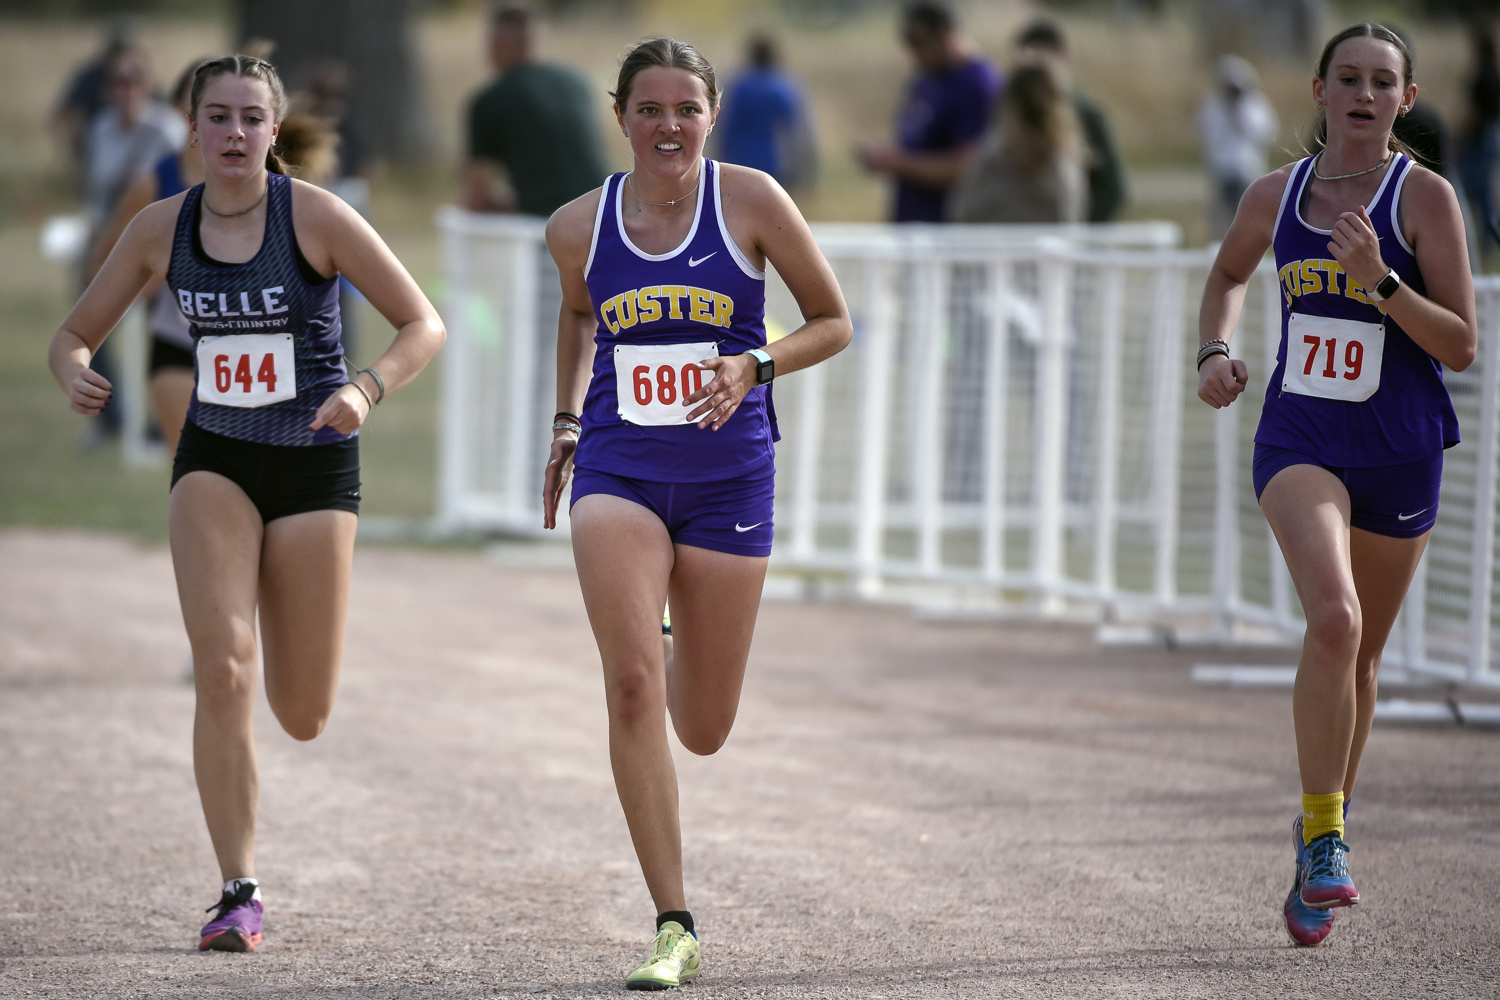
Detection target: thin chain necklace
<box><xmin>1312</xmin><ymin>150</ymin><xmax>1392</xmax><ymax>182</ymax></box>
<box><xmin>628</xmin><ymin>171</ymin><xmax>699</xmax><ymax>208</ymax></box>
<box><xmin>203</xmin><ymin>181</ymin><xmax>268</xmax><ymax>218</ymax></box>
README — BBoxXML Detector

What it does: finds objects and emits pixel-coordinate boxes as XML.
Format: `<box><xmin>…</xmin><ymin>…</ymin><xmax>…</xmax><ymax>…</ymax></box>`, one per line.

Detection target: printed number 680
<box><xmin>632</xmin><ymin>364</ymin><xmax>705</xmax><ymax>406</ymax></box>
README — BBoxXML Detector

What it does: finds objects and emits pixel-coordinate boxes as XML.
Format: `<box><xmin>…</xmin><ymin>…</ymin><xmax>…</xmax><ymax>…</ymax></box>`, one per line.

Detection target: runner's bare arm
<box><xmin>292</xmin><ymin>181</ymin><xmax>446</xmax><ymax>432</ymax></box>
<box><xmin>1360</xmin><ymin>167</ymin><xmax>1476</xmax><ymax>372</ymax></box>
<box><xmin>541</xmin><ymin>188</ymin><xmax>603</xmax><ymax>529</ymax></box>
<box><xmin>685</xmin><ymin>167</ymin><xmax>852</xmax><ymax>429</ymax></box>
<box><xmin>1197</xmin><ymin>167</ymin><xmax>1290</xmax><ymax>408</ymax></box>
<box><xmin>48</xmin><ymin>200</ymin><xmax>175</xmax><ymax>415</ymax></box>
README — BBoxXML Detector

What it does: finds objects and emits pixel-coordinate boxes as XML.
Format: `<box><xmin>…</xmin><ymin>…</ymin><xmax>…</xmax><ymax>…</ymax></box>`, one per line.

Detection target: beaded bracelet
<box><xmin>1196</xmin><ymin>345</ymin><xmax>1231</xmax><ymax>370</ymax></box>
<box><xmin>552</xmin><ymin>421</ymin><xmax>582</xmax><ymax>433</ymax></box>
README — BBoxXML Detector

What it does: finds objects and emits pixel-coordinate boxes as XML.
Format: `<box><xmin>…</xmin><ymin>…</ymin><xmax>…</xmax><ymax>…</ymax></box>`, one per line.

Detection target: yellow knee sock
<box><xmin>1302</xmin><ymin>791</ymin><xmax>1345</xmax><ymax>845</ymax></box>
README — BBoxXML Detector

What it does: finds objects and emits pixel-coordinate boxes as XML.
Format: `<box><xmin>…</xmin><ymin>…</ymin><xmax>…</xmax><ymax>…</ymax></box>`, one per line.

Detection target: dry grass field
<box><xmin>0</xmin><ymin>4</ymin><xmax>1484</xmax><ymax>233</ymax></box>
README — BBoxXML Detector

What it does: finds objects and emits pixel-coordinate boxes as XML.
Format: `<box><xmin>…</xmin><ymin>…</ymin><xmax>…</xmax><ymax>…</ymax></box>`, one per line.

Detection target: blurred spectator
<box><xmin>717</xmin><ymin>34</ymin><xmax>817</xmax><ymax>193</ymax></box>
<box><xmin>856</xmin><ymin>2</ymin><xmax>1001</xmax><ymax>222</ymax></box>
<box><xmin>296</xmin><ymin>59</ymin><xmax>374</xmax><ymax>203</ymax></box>
<box><xmin>1196</xmin><ymin>55</ymin><xmax>1278</xmax><ymax>240</ymax></box>
<box><xmin>81</xmin><ymin>44</ymin><xmax>185</xmax><ymax>439</ymax></box>
<box><xmin>1387</xmin><ymin>27</ymin><xmax>1447</xmax><ymax>175</ymax></box>
<box><xmin>295</xmin><ymin>59</ymin><xmax>374</xmax><ymax>359</ymax></box>
<box><xmin>51</xmin><ymin>19</ymin><xmax>137</xmax><ymax>170</ymax></box>
<box><xmin>1459</xmin><ymin>26</ymin><xmax>1500</xmax><ymax>252</ymax></box>
<box><xmin>1015</xmin><ymin>19</ymin><xmax>1127</xmax><ymax>222</ymax></box>
<box><xmin>462</xmin><ymin>3</ymin><xmax>606</xmax><ymax>217</ymax></box>
<box><xmin>83</xmin><ymin>46</ymin><xmax>185</xmax><ymax>235</ymax></box>
<box><xmin>949</xmin><ymin>60</ymin><xmax>1086</xmax><ymax>223</ymax></box>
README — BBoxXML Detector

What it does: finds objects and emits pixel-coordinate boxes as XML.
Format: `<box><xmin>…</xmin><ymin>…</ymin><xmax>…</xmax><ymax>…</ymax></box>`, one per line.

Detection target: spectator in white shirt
<box><xmin>1197</xmin><ymin>55</ymin><xmax>1279</xmax><ymax>239</ymax></box>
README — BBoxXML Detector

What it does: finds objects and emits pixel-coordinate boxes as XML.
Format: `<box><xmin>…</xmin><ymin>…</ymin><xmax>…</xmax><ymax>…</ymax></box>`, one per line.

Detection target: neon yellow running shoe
<box><xmin>625</xmin><ymin>921</ymin><xmax>700</xmax><ymax>991</ymax></box>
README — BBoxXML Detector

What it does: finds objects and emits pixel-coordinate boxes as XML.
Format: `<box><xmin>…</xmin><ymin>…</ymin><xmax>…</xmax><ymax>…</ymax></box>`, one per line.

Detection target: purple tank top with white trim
<box><xmin>167</xmin><ymin>172</ymin><xmax>350</xmax><ymax>446</ymax></box>
<box><xmin>1255</xmin><ymin>153</ymin><xmax>1459</xmax><ymax>465</ymax></box>
<box><xmin>574</xmin><ymin>159</ymin><xmax>779</xmax><ymax>482</ymax></box>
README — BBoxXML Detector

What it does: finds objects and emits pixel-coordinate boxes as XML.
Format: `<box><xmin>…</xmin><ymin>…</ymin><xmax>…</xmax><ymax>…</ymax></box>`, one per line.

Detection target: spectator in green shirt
<box><xmin>462</xmin><ymin>4</ymin><xmax>606</xmax><ymax>217</ymax></box>
<box><xmin>1015</xmin><ymin>19</ymin><xmax>1127</xmax><ymax>223</ymax></box>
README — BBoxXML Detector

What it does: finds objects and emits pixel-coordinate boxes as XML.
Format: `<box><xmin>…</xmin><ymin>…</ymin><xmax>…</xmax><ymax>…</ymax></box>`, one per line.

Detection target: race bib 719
<box><xmin>1282</xmin><ymin>313</ymin><xmax>1385</xmax><ymax>403</ymax></box>
<box><xmin>614</xmin><ymin>342</ymin><xmax>718</xmax><ymax>426</ymax></box>
<box><xmin>195</xmin><ymin>333</ymin><xmax>297</xmax><ymax>408</ymax></box>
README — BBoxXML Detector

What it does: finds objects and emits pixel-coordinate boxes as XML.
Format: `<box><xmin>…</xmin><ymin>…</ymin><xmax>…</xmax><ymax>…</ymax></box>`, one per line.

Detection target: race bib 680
<box><xmin>195</xmin><ymin>333</ymin><xmax>297</xmax><ymax>408</ymax></box>
<box><xmin>1282</xmin><ymin>313</ymin><xmax>1385</xmax><ymax>403</ymax></box>
<box><xmin>614</xmin><ymin>342</ymin><xmax>718</xmax><ymax>426</ymax></box>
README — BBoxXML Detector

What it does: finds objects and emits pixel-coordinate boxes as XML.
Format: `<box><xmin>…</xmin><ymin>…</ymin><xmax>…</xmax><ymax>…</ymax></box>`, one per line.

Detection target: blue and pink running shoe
<box><xmin>1284</xmin><ymin>815</ymin><xmax>1335</xmax><ymax>946</ymax></box>
<box><xmin>1299</xmin><ymin>826</ymin><xmax>1359</xmax><ymax>910</ymax></box>
<box><xmin>198</xmin><ymin>881</ymin><xmax>263</xmax><ymax>952</ymax></box>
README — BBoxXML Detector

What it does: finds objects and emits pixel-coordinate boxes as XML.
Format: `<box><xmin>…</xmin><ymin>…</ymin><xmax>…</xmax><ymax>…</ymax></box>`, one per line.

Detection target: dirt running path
<box><xmin>1</xmin><ymin>529</ymin><xmax>1496</xmax><ymax>998</ymax></box>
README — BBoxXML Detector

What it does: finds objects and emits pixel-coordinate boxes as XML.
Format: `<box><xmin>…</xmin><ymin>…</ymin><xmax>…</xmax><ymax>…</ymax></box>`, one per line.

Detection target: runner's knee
<box><xmin>192</xmin><ymin>626</ymin><xmax>258</xmax><ymax>717</ymax></box>
<box><xmin>607</xmin><ymin>663</ymin><xmax>664</xmax><ymax>727</ymax></box>
<box><xmin>1303</xmin><ymin>597</ymin><xmax>1361</xmax><ymax>660</ymax></box>
<box><xmin>272</xmin><ymin>704</ymin><xmax>330</xmax><ymax>742</ymax></box>
<box><xmin>673</xmin><ymin>717</ymin><xmax>731</xmax><ymax>756</ymax></box>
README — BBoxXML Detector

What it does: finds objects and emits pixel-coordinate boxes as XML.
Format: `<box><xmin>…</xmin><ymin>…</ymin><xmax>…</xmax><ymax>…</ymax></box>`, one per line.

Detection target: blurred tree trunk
<box><xmin>235</xmin><ymin>0</ymin><xmax>428</xmax><ymax>163</ymax></box>
<box><xmin>1198</xmin><ymin>0</ymin><xmax>1325</xmax><ymax>62</ymax></box>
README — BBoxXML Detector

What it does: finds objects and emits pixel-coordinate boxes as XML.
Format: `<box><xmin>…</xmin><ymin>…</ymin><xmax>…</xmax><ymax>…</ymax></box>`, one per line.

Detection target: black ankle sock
<box><xmin>657</xmin><ymin>910</ymin><xmax>694</xmax><ymax>937</ymax></box>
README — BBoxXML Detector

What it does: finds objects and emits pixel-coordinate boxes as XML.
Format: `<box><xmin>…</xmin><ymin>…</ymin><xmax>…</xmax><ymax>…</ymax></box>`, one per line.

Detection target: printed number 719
<box><xmin>1302</xmin><ymin>335</ymin><xmax>1363</xmax><ymax>381</ymax></box>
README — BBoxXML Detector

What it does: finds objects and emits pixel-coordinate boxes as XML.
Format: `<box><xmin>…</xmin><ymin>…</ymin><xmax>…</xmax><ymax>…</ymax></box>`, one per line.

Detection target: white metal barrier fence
<box><xmin>436</xmin><ymin>209</ymin><xmax>1500</xmax><ymax>688</ymax></box>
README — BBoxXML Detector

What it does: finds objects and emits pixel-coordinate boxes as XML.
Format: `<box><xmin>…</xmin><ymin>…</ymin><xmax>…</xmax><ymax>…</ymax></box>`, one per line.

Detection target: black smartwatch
<box><xmin>746</xmin><ymin>348</ymin><xmax>774</xmax><ymax>385</ymax></box>
<box><xmin>1370</xmin><ymin>269</ymin><xmax>1401</xmax><ymax>304</ymax></box>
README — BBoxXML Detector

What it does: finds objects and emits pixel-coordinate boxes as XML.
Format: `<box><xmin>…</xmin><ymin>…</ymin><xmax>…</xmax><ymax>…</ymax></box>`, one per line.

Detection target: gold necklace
<box><xmin>1312</xmin><ymin>151</ymin><xmax>1392</xmax><ymax>182</ymax></box>
<box><xmin>628</xmin><ymin>172</ymin><xmax>699</xmax><ymax>208</ymax></box>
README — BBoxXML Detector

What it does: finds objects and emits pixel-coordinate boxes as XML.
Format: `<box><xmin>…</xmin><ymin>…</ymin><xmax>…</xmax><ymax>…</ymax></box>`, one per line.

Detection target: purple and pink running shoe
<box><xmin>198</xmin><ymin>881</ymin><xmax>263</xmax><ymax>952</ymax></box>
<box><xmin>1299</xmin><ymin>827</ymin><xmax>1360</xmax><ymax>910</ymax></box>
<box><xmin>1284</xmin><ymin>815</ymin><xmax>1335</xmax><ymax>946</ymax></box>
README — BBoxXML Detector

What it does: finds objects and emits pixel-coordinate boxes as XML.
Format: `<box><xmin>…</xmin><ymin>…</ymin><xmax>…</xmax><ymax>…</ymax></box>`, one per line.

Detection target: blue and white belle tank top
<box><xmin>1256</xmin><ymin>153</ymin><xmax>1459</xmax><ymax>465</ymax></box>
<box><xmin>574</xmin><ymin>159</ymin><xmax>779</xmax><ymax>482</ymax></box>
<box><xmin>149</xmin><ymin>153</ymin><xmax>193</xmax><ymax>350</ymax></box>
<box><xmin>166</xmin><ymin>172</ymin><xmax>349</xmax><ymax>446</ymax></box>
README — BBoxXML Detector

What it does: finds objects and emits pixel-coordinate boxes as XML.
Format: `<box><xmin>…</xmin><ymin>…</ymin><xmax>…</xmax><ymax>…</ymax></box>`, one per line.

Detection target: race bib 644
<box><xmin>196</xmin><ymin>333</ymin><xmax>297</xmax><ymax>408</ymax></box>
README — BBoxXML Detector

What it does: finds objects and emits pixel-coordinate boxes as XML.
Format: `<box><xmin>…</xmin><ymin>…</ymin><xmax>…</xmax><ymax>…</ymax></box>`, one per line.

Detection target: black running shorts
<box><xmin>171</xmin><ymin>419</ymin><xmax>361</xmax><ymax>523</ymax></box>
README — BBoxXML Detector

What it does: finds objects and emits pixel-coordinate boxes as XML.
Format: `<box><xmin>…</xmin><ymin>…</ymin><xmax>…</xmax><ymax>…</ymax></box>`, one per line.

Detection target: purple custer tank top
<box><xmin>574</xmin><ymin>159</ymin><xmax>778</xmax><ymax>482</ymax></box>
<box><xmin>1255</xmin><ymin>153</ymin><xmax>1459</xmax><ymax>465</ymax></box>
<box><xmin>167</xmin><ymin>172</ymin><xmax>349</xmax><ymax>446</ymax></box>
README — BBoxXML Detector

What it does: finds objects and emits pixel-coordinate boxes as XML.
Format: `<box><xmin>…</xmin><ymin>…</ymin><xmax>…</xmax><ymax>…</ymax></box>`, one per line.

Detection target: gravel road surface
<box><xmin>1</xmin><ymin>529</ymin><xmax>1496</xmax><ymax>998</ymax></box>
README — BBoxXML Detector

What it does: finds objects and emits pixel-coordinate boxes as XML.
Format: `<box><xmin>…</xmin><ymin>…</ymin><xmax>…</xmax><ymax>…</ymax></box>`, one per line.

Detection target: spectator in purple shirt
<box><xmin>857</xmin><ymin>2</ymin><xmax>1002</xmax><ymax>222</ymax></box>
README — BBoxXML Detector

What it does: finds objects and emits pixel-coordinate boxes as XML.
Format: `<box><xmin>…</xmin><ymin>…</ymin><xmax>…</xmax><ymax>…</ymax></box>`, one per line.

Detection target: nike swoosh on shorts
<box><xmin>688</xmin><ymin>253</ymin><xmax>717</xmax><ymax>267</ymax></box>
<box><xmin>1397</xmin><ymin>509</ymin><xmax>1428</xmax><ymax>521</ymax></box>
<box><xmin>734</xmin><ymin>522</ymin><xmax>763</xmax><ymax>532</ymax></box>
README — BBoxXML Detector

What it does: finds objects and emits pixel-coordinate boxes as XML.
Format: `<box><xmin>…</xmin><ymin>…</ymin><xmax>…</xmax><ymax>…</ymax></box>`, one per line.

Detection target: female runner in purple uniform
<box><xmin>541</xmin><ymin>38</ymin><xmax>851</xmax><ymax>990</ymax></box>
<box><xmin>1196</xmin><ymin>24</ymin><xmax>1475</xmax><ymax>946</ymax></box>
<box><xmin>48</xmin><ymin>55</ymin><xmax>444</xmax><ymax>952</ymax></box>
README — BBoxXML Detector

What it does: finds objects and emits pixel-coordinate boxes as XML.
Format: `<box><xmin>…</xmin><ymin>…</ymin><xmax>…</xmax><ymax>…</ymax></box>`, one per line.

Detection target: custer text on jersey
<box><xmin>599</xmin><ymin>284</ymin><xmax>735</xmax><ymax>334</ymax></box>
